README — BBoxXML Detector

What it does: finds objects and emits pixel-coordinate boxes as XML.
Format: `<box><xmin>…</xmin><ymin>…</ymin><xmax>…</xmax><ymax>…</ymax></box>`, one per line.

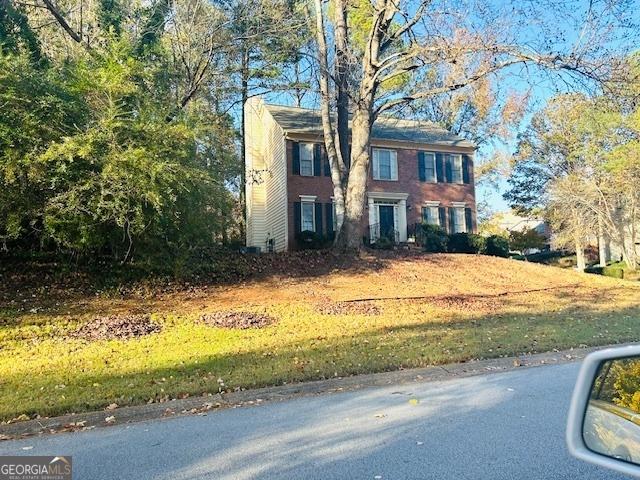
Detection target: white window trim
<box><xmin>372</xmin><ymin>148</ymin><xmax>398</xmax><ymax>181</ymax></box>
<box><xmin>301</xmin><ymin>201</ymin><xmax>316</xmax><ymax>232</ymax></box>
<box><xmin>449</xmin><ymin>153</ymin><xmax>463</xmax><ymax>184</ymax></box>
<box><xmin>422</xmin><ymin>202</ymin><xmax>440</xmax><ymax>225</ymax></box>
<box><xmin>423</xmin><ymin>152</ymin><xmax>437</xmax><ymax>182</ymax></box>
<box><xmin>299</xmin><ymin>142</ymin><xmax>314</xmax><ymax>177</ymax></box>
<box><xmin>452</xmin><ymin>204</ymin><xmax>467</xmax><ymax>233</ymax></box>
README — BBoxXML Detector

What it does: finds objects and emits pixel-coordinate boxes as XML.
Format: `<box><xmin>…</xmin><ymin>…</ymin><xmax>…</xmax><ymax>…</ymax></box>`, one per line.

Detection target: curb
<box><xmin>0</xmin><ymin>343</ymin><xmax>633</xmax><ymax>440</ymax></box>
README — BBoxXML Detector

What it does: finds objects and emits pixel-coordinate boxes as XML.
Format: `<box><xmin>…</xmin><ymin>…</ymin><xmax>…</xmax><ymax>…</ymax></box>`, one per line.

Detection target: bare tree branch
<box><xmin>40</xmin><ymin>0</ymin><xmax>82</xmax><ymax>43</ymax></box>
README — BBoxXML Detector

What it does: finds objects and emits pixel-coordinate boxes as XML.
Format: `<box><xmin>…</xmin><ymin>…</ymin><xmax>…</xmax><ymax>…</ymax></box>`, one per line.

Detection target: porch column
<box><xmin>368</xmin><ymin>196</ymin><xmax>376</xmax><ymax>240</ymax></box>
<box><xmin>398</xmin><ymin>199</ymin><xmax>407</xmax><ymax>242</ymax></box>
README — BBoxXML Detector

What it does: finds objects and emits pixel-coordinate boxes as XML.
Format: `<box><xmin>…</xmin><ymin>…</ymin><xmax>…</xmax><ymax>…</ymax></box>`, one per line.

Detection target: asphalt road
<box><xmin>0</xmin><ymin>362</ymin><xmax>628</xmax><ymax>480</ymax></box>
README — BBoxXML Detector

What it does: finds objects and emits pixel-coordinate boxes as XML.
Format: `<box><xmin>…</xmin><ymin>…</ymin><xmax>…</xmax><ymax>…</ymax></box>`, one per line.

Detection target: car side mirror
<box><xmin>567</xmin><ymin>345</ymin><xmax>640</xmax><ymax>478</ymax></box>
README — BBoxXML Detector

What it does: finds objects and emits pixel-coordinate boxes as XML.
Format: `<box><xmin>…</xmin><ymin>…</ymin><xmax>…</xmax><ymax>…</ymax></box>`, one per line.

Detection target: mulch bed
<box><xmin>199</xmin><ymin>311</ymin><xmax>276</xmax><ymax>329</ymax></box>
<box><xmin>318</xmin><ymin>301</ymin><xmax>381</xmax><ymax>316</ymax></box>
<box><xmin>71</xmin><ymin>314</ymin><xmax>161</xmax><ymax>341</ymax></box>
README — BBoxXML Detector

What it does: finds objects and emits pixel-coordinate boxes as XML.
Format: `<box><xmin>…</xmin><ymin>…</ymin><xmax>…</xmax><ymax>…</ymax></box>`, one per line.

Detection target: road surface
<box><xmin>0</xmin><ymin>362</ymin><xmax>627</xmax><ymax>479</ymax></box>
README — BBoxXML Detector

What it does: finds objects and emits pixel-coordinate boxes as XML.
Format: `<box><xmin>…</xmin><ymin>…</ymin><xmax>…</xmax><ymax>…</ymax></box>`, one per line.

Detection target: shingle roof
<box><xmin>265</xmin><ymin>104</ymin><xmax>476</xmax><ymax>149</ymax></box>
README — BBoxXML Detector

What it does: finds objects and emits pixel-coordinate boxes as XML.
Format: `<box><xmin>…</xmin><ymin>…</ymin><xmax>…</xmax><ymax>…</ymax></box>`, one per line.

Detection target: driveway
<box><xmin>0</xmin><ymin>362</ymin><xmax>626</xmax><ymax>479</ymax></box>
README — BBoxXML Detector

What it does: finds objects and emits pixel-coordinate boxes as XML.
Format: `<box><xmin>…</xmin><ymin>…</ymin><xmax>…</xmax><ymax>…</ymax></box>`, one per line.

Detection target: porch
<box><xmin>365</xmin><ymin>192</ymin><xmax>409</xmax><ymax>246</ymax></box>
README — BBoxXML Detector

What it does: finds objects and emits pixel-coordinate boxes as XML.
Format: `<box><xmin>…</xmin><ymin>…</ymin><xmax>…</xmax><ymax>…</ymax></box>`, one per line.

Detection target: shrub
<box><xmin>373</xmin><ymin>235</ymin><xmax>395</xmax><ymax>250</ymax></box>
<box><xmin>295</xmin><ymin>230</ymin><xmax>327</xmax><ymax>250</ymax></box>
<box><xmin>602</xmin><ymin>264</ymin><xmax>625</xmax><ymax>279</ymax></box>
<box><xmin>421</xmin><ymin>224</ymin><xmax>448</xmax><ymax>253</ymax></box>
<box><xmin>484</xmin><ymin>235</ymin><xmax>510</xmax><ymax>257</ymax></box>
<box><xmin>586</xmin><ymin>263</ymin><xmax>625</xmax><ymax>279</ymax></box>
<box><xmin>448</xmin><ymin>233</ymin><xmax>484</xmax><ymax>254</ymax></box>
<box><xmin>468</xmin><ymin>234</ymin><xmax>486</xmax><ymax>253</ymax></box>
<box><xmin>525</xmin><ymin>250</ymin><xmax>567</xmax><ymax>264</ymax></box>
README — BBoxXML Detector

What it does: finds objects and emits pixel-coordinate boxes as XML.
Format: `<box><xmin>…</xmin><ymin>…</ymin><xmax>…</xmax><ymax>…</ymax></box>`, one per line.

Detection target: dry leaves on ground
<box><xmin>199</xmin><ymin>311</ymin><xmax>276</xmax><ymax>329</ymax></box>
<box><xmin>71</xmin><ymin>314</ymin><xmax>161</xmax><ymax>341</ymax></box>
<box><xmin>317</xmin><ymin>301</ymin><xmax>381</xmax><ymax>316</ymax></box>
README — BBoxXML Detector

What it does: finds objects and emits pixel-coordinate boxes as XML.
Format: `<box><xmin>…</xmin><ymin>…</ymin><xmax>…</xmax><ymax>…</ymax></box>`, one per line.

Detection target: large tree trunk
<box><xmin>333</xmin><ymin>0</ymin><xmax>350</xmax><ymax>167</ymax></box>
<box><xmin>312</xmin><ymin>0</ymin><xmax>394</xmax><ymax>251</ymax></box>
<box><xmin>312</xmin><ymin>0</ymin><xmax>347</xmax><ymax>241</ymax></box>
<box><xmin>339</xmin><ymin>108</ymin><xmax>373</xmax><ymax>251</ymax></box>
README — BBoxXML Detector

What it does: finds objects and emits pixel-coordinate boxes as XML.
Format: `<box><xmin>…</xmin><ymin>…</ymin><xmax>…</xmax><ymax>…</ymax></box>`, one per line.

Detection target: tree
<box><xmin>0</xmin><ymin>1</ymin><xmax>242</xmax><ymax>261</ymax></box>
<box><xmin>0</xmin><ymin>51</ymin><xmax>86</xmax><ymax>250</ymax></box>
<box><xmin>477</xmin><ymin>212</ymin><xmax>509</xmax><ymax>238</ymax></box>
<box><xmin>223</xmin><ymin>0</ymin><xmax>308</xmax><ymax>236</ymax></box>
<box><xmin>505</xmin><ymin>55</ymin><xmax>640</xmax><ymax>270</ymax></box>
<box><xmin>504</xmin><ymin>94</ymin><xmax>604</xmax><ymax>270</ymax></box>
<box><xmin>309</xmin><ymin>0</ymin><xmax>634</xmax><ymax>251</ymax></box>
<box><xmin>508</xmin><ymin>228</ymin><xmax>546</xmax><ymax>255</ymax></box>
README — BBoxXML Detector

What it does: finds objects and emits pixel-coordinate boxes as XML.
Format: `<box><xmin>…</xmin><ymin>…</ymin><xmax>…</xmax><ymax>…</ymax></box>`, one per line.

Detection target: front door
<box><xmin>378</xmin><ymin>205</ymin><xmax>395</xmax><ymax>240</ymax></box>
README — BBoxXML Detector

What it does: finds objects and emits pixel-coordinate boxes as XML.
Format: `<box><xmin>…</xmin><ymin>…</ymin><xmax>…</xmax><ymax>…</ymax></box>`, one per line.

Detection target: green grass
<box><xmin>1</xmin><ymin>253</ymin><xmax>640</xmax><ymax>422</ymax></box>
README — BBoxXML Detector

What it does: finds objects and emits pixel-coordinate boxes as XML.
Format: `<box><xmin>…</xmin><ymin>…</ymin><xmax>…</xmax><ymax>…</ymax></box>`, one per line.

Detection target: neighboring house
<box><xmin>495</xmin><ymin>211</ymin><xmax>552</xmax><ymax>254</ymax></box>
<box><xmin>245</xmin><ymin>97</ymin><xmax>477</xmax><ymax>252</ymax></box>
<box><xmin>497</xmin><ymin>211</ymin><xmax>551</xmax><ymax>240</ymax></box>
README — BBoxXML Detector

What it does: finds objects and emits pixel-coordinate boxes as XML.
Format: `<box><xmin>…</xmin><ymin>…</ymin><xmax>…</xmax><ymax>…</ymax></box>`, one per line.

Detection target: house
<box><xmin>496</xmin><ymin>210</ymin><xmax>552</xmax><ymax>252</ymax></box>
<box><xmin>244</xmin><ymin>97</ymin><xmax>477</xmax><ymax>252</ymax></box>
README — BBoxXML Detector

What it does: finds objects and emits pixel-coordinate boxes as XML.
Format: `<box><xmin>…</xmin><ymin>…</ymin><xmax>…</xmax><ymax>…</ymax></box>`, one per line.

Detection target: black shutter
<box><xmin>292</xmin><ymin>142</ymin><xmax>300</xmax><ymax>175</ymax></box>
<box><xmin>418</xmin><ymin>152</ymin><xmax>426</xmax><ymax>182</ymax></box>
<box><xmin>323</xmin><ymin>146</ymin><xmax>331</xmax><ymax>176</ymax></box>
<box><xmin>421</xmin><ymin>207</ymin><xmax>428</xmax><ymax>223</ymax></box>
<box><xmin>465</xmin><ymin>207</ymin><xmax>474</xmax><ymax>233</ymax></box>
<box><xmin>315</xmin><ymin>202</ymin><xmax>323</xmax><ymax>234</ymax></box>
<box><xmin>445</xmin><ymin>155</ymin><xmax>453</xmax><ymax>183</ymax></box>
<box><xmin>438</xmin><ymin>206</ymin><xmax>447</xmax><ymax>231</ymax></box>
<box><xmin>294</xmin><ymin>202</ymin><xmax>301</xmax><ymax>233</ymax></box>
<box><xmin>313</xmin><ymin>144</ymin><xmax>321</xmax><ymax>176</ymax></box>
<box><xmin>436</xmin><ymin>153</ymin><xmax>444</xmax><ymax>182</ymax></box>
<box><xmin>448</xmin><ymin>207</ymin><xmax>455</xmax><ymax>233</ymax></box>
<box><xmin>325</xmin><ymin>203</ymin><xmax>334</xmax><ymax>239</ymax></box>
<box><xmin>462</xmin><ymin>155</ymin><xmax>471</xmax><ymax>184</ymax></box>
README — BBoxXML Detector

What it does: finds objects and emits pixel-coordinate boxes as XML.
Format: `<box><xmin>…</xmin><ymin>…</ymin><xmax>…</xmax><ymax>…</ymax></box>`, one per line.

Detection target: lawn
<box><xmin>1</xmin><ymin>251</ymin><xmax>640</xmax><ymax>422</ymax></box>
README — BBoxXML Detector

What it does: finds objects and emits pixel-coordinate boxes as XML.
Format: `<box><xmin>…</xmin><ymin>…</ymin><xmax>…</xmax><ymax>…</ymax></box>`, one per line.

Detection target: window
<box><xmin>450</xmin><ymin>154</ymin><xmax>463</xmax><ymax>184</ymax></box>
<box><xmin>422</xmin><ymin>205</ymin><xmax>439</xmax><ymax>225</ymax></box>
<box><xmin>453</xmin><ymin>207</ymin><xmax>466</xmax><ymax>233</ymax></box>
<box><xmin>373</xmin><ymin>149</ymin><xmax>397</xmax><ymax>181</ymax></box>
<box><xmin>423</xmin><ymin>152</ymin><xmax>436</xmax><ymax>182</ymax></box>
<box><xmin>301</xmin><ymin>202</ymin><xmax>315</xmax><ymax>231</ymax></box>
<box><xmin>299</xmin><ymin>143</ymin><xmax>314</xmax><ymax>176</ymax></box>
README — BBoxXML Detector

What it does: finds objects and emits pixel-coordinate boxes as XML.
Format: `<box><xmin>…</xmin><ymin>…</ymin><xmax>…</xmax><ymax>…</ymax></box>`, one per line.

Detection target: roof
<box><xmin>264</xmin><ymin>104</ymin><xmax>476</xmax><ymax>149</ymax></box>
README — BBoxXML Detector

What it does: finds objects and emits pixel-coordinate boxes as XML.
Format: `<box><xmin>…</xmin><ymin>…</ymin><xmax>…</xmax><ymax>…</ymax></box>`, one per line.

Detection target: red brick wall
<box><xmin>286</xmin><ymin>140</ymin><xmax>476</xmax><ymax>249</ymax></box>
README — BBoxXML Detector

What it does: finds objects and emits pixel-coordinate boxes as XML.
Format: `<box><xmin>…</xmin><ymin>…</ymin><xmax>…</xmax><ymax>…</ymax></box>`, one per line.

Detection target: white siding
<box><xmin>244</xmin><ymin>98</ymin><xmax>288</xmax><ymax>252</ymax></box>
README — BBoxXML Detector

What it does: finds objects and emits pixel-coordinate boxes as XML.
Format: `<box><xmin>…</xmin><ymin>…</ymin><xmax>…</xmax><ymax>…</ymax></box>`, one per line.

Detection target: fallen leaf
<box><xmin>408</xmin><ymin>398</ymin><xmax>420</xmax><ymax>406</ymax></box>
<box><xmin>105</xmin><ymin>403</ymin><xmax>118</xmax><ymax>411</ymax></box>
<box><xmin>104</xmin><ymin>416</ymin><xmax>116</xmax><ymax>424</ymax></box>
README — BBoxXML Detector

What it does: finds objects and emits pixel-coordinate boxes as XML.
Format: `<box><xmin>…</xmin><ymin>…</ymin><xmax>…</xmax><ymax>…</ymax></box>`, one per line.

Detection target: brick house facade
<box><xmin>245</xmin><ymin>98</ymin><xmax>477</xmax><ymax>252</ymax></box>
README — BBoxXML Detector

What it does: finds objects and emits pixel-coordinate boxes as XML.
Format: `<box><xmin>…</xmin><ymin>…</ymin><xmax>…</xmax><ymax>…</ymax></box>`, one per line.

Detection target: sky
<box><xmin>262</xmin><ymin>0</ymin><xmax>640</xmax><ymax>217</ymax></box>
